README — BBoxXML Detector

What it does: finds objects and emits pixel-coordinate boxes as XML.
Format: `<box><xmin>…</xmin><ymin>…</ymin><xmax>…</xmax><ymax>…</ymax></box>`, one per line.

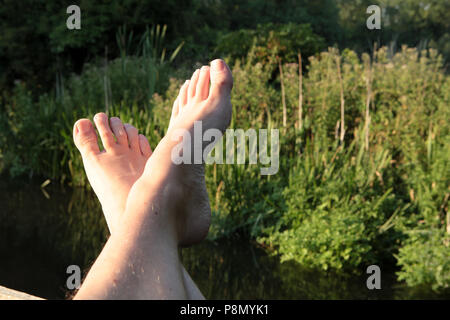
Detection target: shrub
<box><xmin>215</xmin><ymin>23</ymin><xmax>325</xmax><ymax>69</ymax></box>
<box><xmin>396</xmin><ymin>230</ymin><xmax>450</xmax><ymax>290</ymax></box>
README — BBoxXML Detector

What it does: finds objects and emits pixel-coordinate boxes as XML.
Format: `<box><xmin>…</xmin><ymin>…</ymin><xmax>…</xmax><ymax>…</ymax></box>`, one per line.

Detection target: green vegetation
<box><xmin>0</xmin><ymin>0</ymin><xmax>448</xmax><ymax>292</ymax></box>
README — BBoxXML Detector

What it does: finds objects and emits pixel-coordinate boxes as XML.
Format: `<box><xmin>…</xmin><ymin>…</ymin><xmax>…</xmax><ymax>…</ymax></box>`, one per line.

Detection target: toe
<box><xmin>195</xmin><ymin>66</ymin><xmax>210</xmax><ymax>101</ymax></box>
<box><xmin>138</xmin><ymin>134</ymin><xmax>152</xmax><ymax>157</ymax></box>
<box><xmin>73</xmin><ymin>119</ymin><xmax>100</xmax><ymax>156</ymax></box>
<box><xmin>109</xmin><ymin>117</ymin><xmax>128</xmax><ymax>146</ymax></box>
<box><xmin>93</xmin><ymin>112</ymin><xmax>116</xmax><ymax>152</ymax></box>
<box><xmin>209</xmin><ymin>59</ymin><xmax>233</xmax><ymax>98</ymax></box>
<box><xmin>170</xmin><ymin>97</ymin><xmax>180</xmax><ymax>121</ymax></box>
<box><xmin>179</xmin><ymin>80</ymin><xmax>189</xmax><ymax>109</ymax></box>
<box><xmin>188</xmin><ymin>69</ymin><xmax>200</xmax><ymax>103</ymax></box>
<box><xmin>124</xmin><ymin>123</ymin><xmax>139</xmax><ymax>151</ymax></box>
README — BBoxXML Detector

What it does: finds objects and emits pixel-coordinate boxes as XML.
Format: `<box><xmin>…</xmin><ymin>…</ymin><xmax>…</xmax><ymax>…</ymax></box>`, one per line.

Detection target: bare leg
<box><xmin>74</xmin><ymin>59</ymin><xmax>232</xmax><ymax>299</ymax></box>
<box><xmin>74</xmin><ymin>180</ymin><xmax>187</xmax><ymax>299</ymax></box>
<box><xmin>182</xmin><ymin>262</ymin><xmax>205</xmax><ymax>299</ymax></box>
<box><xmin>73</xmin><ymin>115</ymin><xmax>203</xmax><ymax>299</ymax></box>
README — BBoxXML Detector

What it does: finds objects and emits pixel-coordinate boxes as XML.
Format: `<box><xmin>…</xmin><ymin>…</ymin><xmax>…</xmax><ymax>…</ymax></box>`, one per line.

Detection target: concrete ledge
<box><xmin>0</xmin><ymin>285</ymin><xmax>44</xmax><ymax>300</ymax></box>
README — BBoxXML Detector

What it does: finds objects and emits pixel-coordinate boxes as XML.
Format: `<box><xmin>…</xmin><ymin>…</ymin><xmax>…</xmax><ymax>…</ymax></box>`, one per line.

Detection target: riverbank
<box><xmin>0</xmin><ymin>180</ymin><xmax>448</xmax><ymax>299</ymax></box>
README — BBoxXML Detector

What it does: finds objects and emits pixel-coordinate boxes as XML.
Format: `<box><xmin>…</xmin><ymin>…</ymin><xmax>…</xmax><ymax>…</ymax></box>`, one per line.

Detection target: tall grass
<box><xmin>209</xmin><ymin>45</ymin><xmax>449</xmax><ymax>289</ymax></box>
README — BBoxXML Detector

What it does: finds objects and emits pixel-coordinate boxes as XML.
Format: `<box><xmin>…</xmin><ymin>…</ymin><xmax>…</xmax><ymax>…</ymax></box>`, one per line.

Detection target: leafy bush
<box><xmin>215</xmin><ymin>23</ymin><xmax>325</xmax><ymax>69</ymax></box>
<box><xmin>259</xmin><ymin>137</ymin><xmax>405</xmax><ymax>271</ymax></box>
<box><xmin>396</xmin><ymin>230</ymin><xmax>450</xmax><ymax>290</ymax></box>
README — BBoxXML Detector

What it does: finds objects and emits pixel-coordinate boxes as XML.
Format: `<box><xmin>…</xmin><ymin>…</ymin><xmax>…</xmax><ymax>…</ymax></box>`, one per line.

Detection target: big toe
<box><xmin>73</xmin><ymin>119</ymin><xmax>100</xmax><ymax>156</ymax></box>
<box><xmin>209</xmin><ymin>59</ymin><xmax>233</xmax><ymax>98</ymax></box>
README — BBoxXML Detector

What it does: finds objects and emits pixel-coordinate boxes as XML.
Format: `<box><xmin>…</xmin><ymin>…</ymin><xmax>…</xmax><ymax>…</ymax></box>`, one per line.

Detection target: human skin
<box><xmin>73</xmin><ymin>59</ymin><xmax>233</xmax><ymax>299</ymax></box>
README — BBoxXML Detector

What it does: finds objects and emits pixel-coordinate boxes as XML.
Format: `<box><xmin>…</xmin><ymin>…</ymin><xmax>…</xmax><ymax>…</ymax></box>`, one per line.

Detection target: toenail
<box><xmin>94</xmin><ymin>113</ymin><xmax>105</xmax><ymax>120</ymax></box>
<box><xmin>78</xmin><ymin>122</ymin><xmax>91</xmax><ymax>134</ymax></box>
<box><xmin>212</xmin><ymin>59</ymin><xmax>225</xmax><ymax>71</ymax></box>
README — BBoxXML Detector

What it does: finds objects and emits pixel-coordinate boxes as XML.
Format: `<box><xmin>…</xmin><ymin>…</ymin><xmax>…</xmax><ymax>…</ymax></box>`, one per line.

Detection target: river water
<box><xmin>0</xmin><ymin>179</ymin><xmax>448</xmax><ymax>299</ymax></box>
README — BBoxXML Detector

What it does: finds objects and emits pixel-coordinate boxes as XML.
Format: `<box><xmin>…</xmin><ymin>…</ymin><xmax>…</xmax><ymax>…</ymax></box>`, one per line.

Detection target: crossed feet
<box><xmin>73</xmin><ymin>59</ymin><xmax>233</xmax><ymax>246</ymax></box>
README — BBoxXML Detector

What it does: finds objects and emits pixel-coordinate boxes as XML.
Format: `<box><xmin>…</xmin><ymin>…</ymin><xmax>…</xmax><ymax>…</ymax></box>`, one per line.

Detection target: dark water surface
<box><xmin>0</xmin><ymin>180</ymin><xmax>448</xmax><ymax>299</ymax></box>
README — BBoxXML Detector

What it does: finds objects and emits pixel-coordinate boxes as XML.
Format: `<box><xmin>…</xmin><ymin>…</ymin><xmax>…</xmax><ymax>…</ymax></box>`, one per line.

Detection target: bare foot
<box><xmin>73</xmin><ymin>113</ymin><xmax>152</xmax><ymax>233</ymax></box>
<box><xmin>74</xmin><ymin>113</ymin><xmax>205</xmax><ymax>299</ymax></box>
<box><xmin>124</xmin><ymin>59</ymin><xmax>233</xmax><ymax>246</ymax></box>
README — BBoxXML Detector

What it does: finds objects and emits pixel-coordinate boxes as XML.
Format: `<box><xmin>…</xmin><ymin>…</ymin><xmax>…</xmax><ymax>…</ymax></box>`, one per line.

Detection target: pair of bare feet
<box><xmin>72</xmin><ymin>59</ymin><xmax>232</xmax><ymax>299</ymax></box>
